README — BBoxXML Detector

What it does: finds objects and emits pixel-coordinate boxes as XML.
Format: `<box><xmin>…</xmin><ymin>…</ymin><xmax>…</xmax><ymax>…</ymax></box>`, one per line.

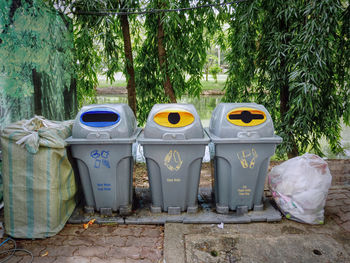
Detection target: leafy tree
<box><xmin>204</xmin><ymin>26</ymin><xmax>229</xmax><ymax>81</ymax></box>
<box><xmin>209</xmin><ymin>64</ymin><xmax>221</xmax><ymax>83</ymax></box>
<box><xmin>135</xmin><ymin>0</ymin><xmax>224</xmax><ymax>124</ymax></box>
<box><xmin>59</xmin><ymin>0</ymin><xmax>140</xmax><ymax>114</ymax></box>
<box><xmin>0</xmin><ymin>0</ymin><xmax>76</xmax><ymax>128</ymax></box>
<box><xmin>119</xmin><ymin>1</ymin><xmax>138</xmax><ymax>114</ymax></box>
<box><xmin>225</xmin><ymin>0</ymin><xmax>350</xmax><ymax>157</ymax></box>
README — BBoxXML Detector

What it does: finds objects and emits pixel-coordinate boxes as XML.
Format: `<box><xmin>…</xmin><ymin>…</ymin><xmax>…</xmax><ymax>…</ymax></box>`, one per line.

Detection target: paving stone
<box><xmin>140</xmin><ymin>247</ymin><xmax>163</xmax><ymax>262</ymax></box>
<box><xmin>326</xmin><ymin>199</ymin><xmax>341</xmax><ymax>207</ymax></box>
<box><xmin>65</xmin><ymin>236</ymin><xmax>102</xmax><ymax>247</ymax></box>
<box><xmin>74</xmin><ymin>246</ymin><xmax>110</xmax><ymax>258</ymax></box>
<box><xmin>14</xmin><ymin>255</ymin><xmax>33</xmax><ymax>263</ymax></box>
<box><xmin>105</xmin><ymin>236</ymin><xmax>127</xmax><ymax>247</ymax></box>
<box><xmin>36</xmin><ymin>235</ymin><xmax>68</xmax><ymax>246</ymax></box>
<box><xmin>325</xmin><ymin>206</ymin><xmax>341</xmax><ymax>215</ymax></box>
<box><xmin>109</xmin><ymin>247</ymin><xmax>142</xmax><ymax>260</ymax></box>
<box><xmin>339</xmin><ymin>212</ymin><xmax>350</xmax><ymax>222</ymax></box>
<box><xmin>104</xmin><ymin>224</ymin><xmax>122</xmax><ymax>235</ymax></box>
<box><xmin>44</xmin><ymin>245</ymin><xmax>78</xmax><ymax>257</ymax></box>
<box><xmin>332</xmin><ymin>215</ymin><xmax>344</xmax><ymax>226</ymax></box>
<box><xmin>128</xmin><ymin>226</ymin><xmax>145</xmax><ymax>237</ymax></box>
<box><xmin>331</xmin><ymin>193</ymin><xmax>348</xmax><ymax>200</ymax></box>
<box><xmin>16</xmin><ymin>243</ymin><xmax>47</xmax><ymax>257</ymax></box>
<box><xmin>1</xmin><ymin>255</ymin><xmax>21</xmax><ymax>263</ymax></box>
<box><xmin>343</xmin><ymin>199</ymin><xmax>350</xmax><ymax>205</ymax></box>
<box><xmin>340</xmin><ymin>220</ymin><xmax>350</xmax><ymax>232</ymax></box>
<box><xmin>340</xmin><ymin>206</ymin><xmax>350</xmax><ymax>213</ymax></box>
<box><xmin>141</xmin><ymin>228</ymin><xmax>163</xmax><ymax>238</ymax></box>
<box><xmin>59</xmin><ymin>225</ymin><xmax>84</xmax><ymax>236</ymax></box>
<box><xmin>81</xmin><ymin>225</ymin><xmax>110</xmax><ymax>237</ymax></box>
<box><xmin>32</xmin><ymin>256</ymin><xmax>57</xmax><ymax>263</ymax></box>
<box><xmin>114</xmin><ymin>225</ymin><xmax>145</xmax><ymax>237</ymax></box>
<box><xmin>125</xmin><ymin>259</ymin><xmax>152</xmax><ymax>263</ymax></box>
<box><xmin>125</xmin><ymin>236</ymin><xmax>159</xmax><ymax>248</ymax></box>
<box><xmin>53</xmin><ymin>256</ymin><xmax>91</xmax><ymax>263</ymax></box>
<box><xmin>111</xmin><ymin>226</ymin><xmax>138</xmax><ymax>237</ymax></box>
<box><xmin>91</xmin><ymin>257</ymin><xmax>126</xmax><ymax>263</ymax></box>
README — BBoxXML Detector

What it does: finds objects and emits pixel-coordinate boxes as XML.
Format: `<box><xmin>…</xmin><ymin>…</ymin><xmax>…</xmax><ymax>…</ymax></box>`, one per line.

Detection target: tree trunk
<box><xmin>32</xmin><ymin>68</ymin><xmax>42</xmax><ymax>116</ymax></box>
<box><xmin>64</xmin><ymin>77</ymin><xmax>77</xmax><ymax>119</ymax></box>
<box><xmin>120</xmin><ymin>14</ymin><xmax>137</xmax><ymax>115</ymax></box>
<box><xmin>205</xmin><ymin>65</ymin><xmax>209</xmax><ymax>81</ymax></box>
<box><xmin>157</xmin><ymin>16</ymin><xmax>177</xmax><ymax>103</ymax></box>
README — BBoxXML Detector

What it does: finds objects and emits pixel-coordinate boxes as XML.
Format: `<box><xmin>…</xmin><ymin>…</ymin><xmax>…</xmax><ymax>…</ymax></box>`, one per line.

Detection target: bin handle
<box><xmin>162</xmin><ymin>133</ymin><xmax>186</xmax><ymax>140</ymax></box>
<box><xmin>237</xmin><ymin>131</ymin><xmax>259</xmax><ymax>138</ymax></box>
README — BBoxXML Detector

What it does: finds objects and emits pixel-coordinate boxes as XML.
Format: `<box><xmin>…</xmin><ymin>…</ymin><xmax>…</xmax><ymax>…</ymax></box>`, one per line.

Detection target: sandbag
<box><xmin>1</xmin><ymin>116</ymin><xmax>77</xmax><ymax>238</ymax></box>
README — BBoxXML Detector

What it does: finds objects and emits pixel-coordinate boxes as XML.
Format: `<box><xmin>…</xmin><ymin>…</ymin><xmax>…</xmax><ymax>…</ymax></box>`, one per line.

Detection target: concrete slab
<box><xmin>69</xmin><ymin>187</ymin><xmax>281</xmax><ymax>224</ymax></box>
<box><xmin>164</xmin><ymin>218</ymin><xmax>350</xmax><ymax>263</ymax></box>
<box><xmin>184</xmin><ymin>233</ymin><xmax>349</xmax><ymax>263</ymax></box>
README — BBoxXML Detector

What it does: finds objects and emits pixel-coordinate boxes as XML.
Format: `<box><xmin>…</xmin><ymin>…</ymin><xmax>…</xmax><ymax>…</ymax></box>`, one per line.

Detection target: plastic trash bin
<box><xmin>138</xmin><ymin>104</ymin><xmax>209</xmax><ymax>214</ymax></box>
<box><xmin>66</xmin><ymin>104</ymin><xmax>140</xmax><ymax>215</ymax></box>
<box><xmin>207</xmin><ymin>103</ymin><xmax>282</xmax><ymax>213</ymax></box>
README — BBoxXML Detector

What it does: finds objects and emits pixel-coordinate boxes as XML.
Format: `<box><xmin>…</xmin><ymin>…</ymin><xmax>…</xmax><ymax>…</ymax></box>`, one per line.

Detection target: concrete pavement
<box><xmin>0</xmin><ymin>163</ymin><xmax>349</xmax><ymax>262</ymax></box>
<box><xmin>0</xmin><ymin>186</ymin><xmax>348</xmax><ymax>263</ymax></box>
<box><xmin>0</xmin><ymin>224</ymin><xmax>164</xmax><ymax>263</ymax></box>
<box><xmin>164</xmin><ymin>185</ymin><xmax>350</xmax><ymax>263</ymax></box>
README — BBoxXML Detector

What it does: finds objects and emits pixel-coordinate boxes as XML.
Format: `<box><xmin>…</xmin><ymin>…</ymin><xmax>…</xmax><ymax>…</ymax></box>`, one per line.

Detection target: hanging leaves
<box><xmin>135</xmin><ymin>0</ymin><xmax>222</xmax><ymax>125</ymax></box>
<box><xmin>225</xmin><ymin>0</ymin><xmax>350</xmax><ymax>157</ymax></box>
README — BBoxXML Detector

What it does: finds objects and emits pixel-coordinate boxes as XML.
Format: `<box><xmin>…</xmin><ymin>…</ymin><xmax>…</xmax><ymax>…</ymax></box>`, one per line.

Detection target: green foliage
<box><xmin>97</xmin><ymin>79</ymin><xmax>127</xmax><ymax>88</ymax></box>
<box><xmin>200</xmin><ymin>79</ymin><xmax>225</xmax><ymax>91</ymax></box>
<box><xmin>225</xmin><ymin>0</ymin><xmax>350</xmax><ymax>157</ymax></box>
<box><xmin>72</xmin><ymin>0</ymin><xmax>120</xmax><ymax>106</ymax></box>
<box><xmin>0</xmin><ymin>0</ymin><xmax>76</xmax><ymax>128</ymax></box>
<box><xmin>135</xmin><ymin>0</ymin><xmax>224</xmax><ymax>125</ymax></box>
<box><xmin>209</xmin><ymin>64</ymin><xmax>221</xmax><ymax>83</ymax></box>
<box><xmin>67</xmin><ymin>0</ymin><xmax>142</xmax><ymax>108</ymax></box>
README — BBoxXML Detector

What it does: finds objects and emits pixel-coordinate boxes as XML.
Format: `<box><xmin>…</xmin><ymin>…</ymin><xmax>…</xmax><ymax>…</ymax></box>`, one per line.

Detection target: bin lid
<box><xmin>72</xmin><ymin>104</ymin><xmax>137</xmax><ymax>139</ymax></box>
<box><xmin>143</xmin><ymin>104</ymin><xmax>204</xmax><ymax>140</ymax></box>
<box><xmin>209</xmin><ymin>103</ymin><xmax>277</xmax><ymax>139</ymax></box>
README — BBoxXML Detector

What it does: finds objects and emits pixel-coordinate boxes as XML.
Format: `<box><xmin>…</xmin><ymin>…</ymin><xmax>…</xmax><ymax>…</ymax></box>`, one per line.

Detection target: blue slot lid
<box><xmin>80</xmin><ymin>109</ymin><xmax>120</xmax><ymax>127</ymax></box>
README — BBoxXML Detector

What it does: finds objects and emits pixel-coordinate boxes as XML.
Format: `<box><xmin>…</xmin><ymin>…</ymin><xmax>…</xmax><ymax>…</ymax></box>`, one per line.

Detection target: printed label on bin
<box><xmin>154</xmin><ymin>109</ymin><xmax>194</xmax><ymax>127</ymax></box>
<box><xmin>80</xmin><ymin>109</ymin><xmax>120</xmax><ymax>127</ymax></box>
<box><xmin>237</xmin><ymin>185</ymin><xmax>251</xmax><ymax>196</ymax></box>
<box><xmin>164</xmin><ymin>150</ymin><xmax>183</xmax><ymax>171</ymax></box>
<box><xmin>166</xmin><ymin>178</ymin><xmax>182</xmax><ymax>182</ymax></box>
<box><xmin>97</xmin><ymin>183</ymin><xmax>112</xmax><ymax>191</ymax></box>
<box><xmin>237</xmin><ymin>148</ymin><xmax>257</xmax><ymax>169</ymax></box>
<box><xmin>227</xmin><ymin>107</ymin><xmax>266</xmax><ymax>126</ymax></box>
<box><xmin>90</xmin><ymin>150</ymin><xmax>111</xmax><ymax>168</ymax></box>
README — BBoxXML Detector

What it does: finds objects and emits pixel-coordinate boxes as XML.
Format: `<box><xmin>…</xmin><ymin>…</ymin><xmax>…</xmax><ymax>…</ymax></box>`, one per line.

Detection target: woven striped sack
<box><xmin>0</xmin><ymin>116</ymin><xmax>77</xmax><ymax>238</ymax></box>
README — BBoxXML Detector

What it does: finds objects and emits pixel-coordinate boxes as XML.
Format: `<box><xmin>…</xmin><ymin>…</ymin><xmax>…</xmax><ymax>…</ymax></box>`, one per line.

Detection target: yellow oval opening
<box><xmin>226</xmin><ymin>107</ymin><xmax>266</xmax><ymax>126</ymax></box>
<box><xmin>154</xmin><ymin>109</ymin><xmax>195</xmax><ymax>128</ymax></box>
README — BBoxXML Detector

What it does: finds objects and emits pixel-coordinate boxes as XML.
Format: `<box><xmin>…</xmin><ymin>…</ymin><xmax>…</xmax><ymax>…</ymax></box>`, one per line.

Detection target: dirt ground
<box><xmin>133</xmin><ymin>162</ymin><xmax>213</xmax><ymax>189</ymax></box>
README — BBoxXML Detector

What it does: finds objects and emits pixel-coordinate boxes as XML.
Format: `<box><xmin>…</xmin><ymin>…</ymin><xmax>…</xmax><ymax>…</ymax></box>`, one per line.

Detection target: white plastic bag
<box><xmin>268</xmin><ymin>153</ymin><xmax>332</xmax><ymax>224</ymax></box>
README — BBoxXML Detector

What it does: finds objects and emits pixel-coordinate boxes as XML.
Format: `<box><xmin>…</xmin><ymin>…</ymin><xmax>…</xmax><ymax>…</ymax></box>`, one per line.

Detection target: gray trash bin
<box><xmin>138</xmin><ymin>104</ymin><xmax>209</xmax><ymax>214</ymax></box>
<box><xmin>66</xmin><ymin>104</ymin><xmax>141</xmax><ymax>215</ymax></box>
<box><xmin>207</xmin><ymin>103</ymin><xmax>282</xmax><ymax>213</ymax></box>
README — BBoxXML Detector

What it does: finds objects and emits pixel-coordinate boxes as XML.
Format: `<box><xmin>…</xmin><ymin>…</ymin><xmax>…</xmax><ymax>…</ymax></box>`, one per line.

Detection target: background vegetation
<box><xmin>1</xmin><ymin>0</ymin><xmax>349</xmax><ymax>158</ymax></box>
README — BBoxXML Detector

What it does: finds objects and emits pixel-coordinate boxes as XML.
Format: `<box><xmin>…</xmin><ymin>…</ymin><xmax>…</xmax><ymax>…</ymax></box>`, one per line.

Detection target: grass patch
<box><xmin>200</xmin><ymin>80</ymin><xmax>226</xmax><ymax>90</ymax></box>
<box><xmin>98</xmin><ymin>79</ymin><xmax>127</xmax><ymax>88</ymax></box>
<box><xmin>97</xmin><ymin>78</ymin><xmax>226</xmax><ymax>91</ymax></box>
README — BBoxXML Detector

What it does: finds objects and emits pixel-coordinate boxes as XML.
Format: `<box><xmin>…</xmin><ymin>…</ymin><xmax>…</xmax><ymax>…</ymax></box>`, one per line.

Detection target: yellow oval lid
<box><xmin>226</xmin><ymin>107</ymin><xmax>266</xmax><ymax>126</ymax></box>
<box><xmin>154</xmin><ymin>109</ymin><xmax>195</xmax><ymax>128</ymax></box>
